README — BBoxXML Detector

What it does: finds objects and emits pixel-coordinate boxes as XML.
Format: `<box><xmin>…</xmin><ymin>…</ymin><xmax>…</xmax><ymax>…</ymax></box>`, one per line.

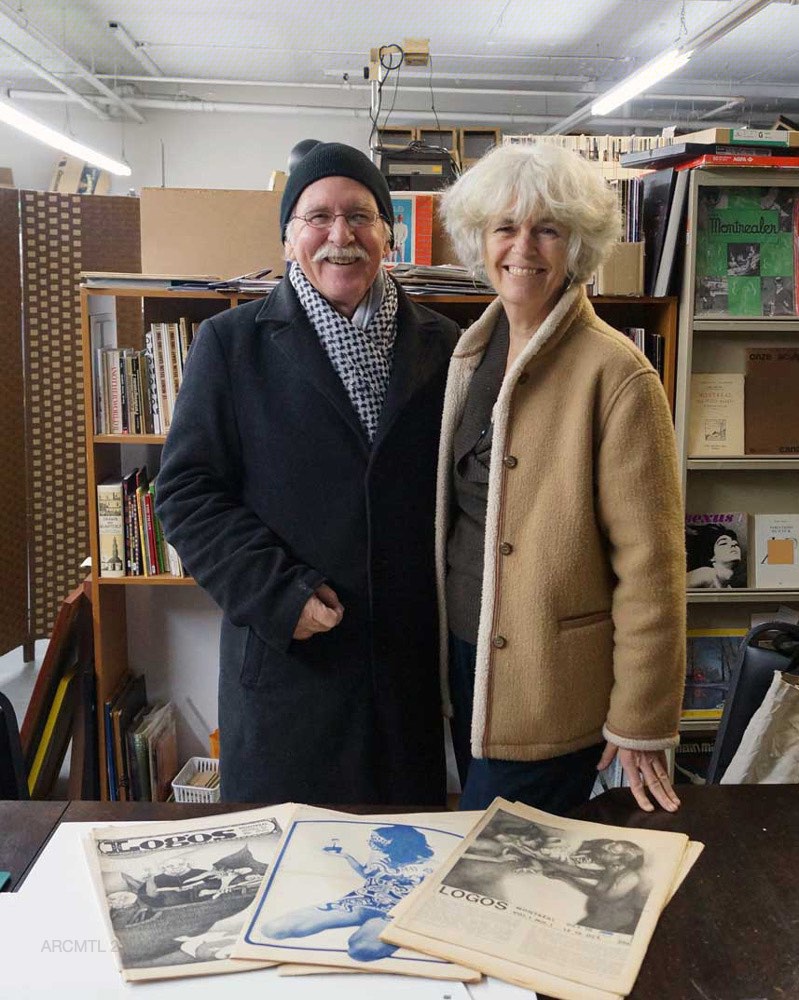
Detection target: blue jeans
<box><xmin>448</xmin><ymin>633</ymin><xmax>604</xmax><ymax>815</ymax></box>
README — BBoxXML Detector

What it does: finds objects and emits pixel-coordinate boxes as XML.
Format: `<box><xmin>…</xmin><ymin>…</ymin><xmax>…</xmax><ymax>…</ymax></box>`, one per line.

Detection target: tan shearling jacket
<box><xmin>435</xmin><ymin>285</ymin><xmax>686</xmax><ymax>760</ymax></box>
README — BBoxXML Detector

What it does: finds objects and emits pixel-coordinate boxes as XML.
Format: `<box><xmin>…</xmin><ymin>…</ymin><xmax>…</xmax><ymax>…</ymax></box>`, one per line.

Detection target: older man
<box><xmin>156</xmin><ymin>143</ymin><xmax>459</xmax><ymax>805</ymax></box>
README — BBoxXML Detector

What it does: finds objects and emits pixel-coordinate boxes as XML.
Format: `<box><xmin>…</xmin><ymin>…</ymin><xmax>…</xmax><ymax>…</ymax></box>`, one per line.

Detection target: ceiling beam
<box><xmin>0</xmin><ymin>35</ymin><xmax>109</xmax><ymax>120</ymax></box>
<box><xmin>0</xmin><ymin>0</ymin><xmax>145</xmax><ymax>123</ymax></box>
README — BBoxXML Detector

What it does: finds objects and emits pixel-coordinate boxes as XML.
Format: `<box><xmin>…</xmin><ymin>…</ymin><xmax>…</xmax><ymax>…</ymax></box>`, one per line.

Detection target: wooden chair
<box><xmin>706</xmin><ymin>622</ymin><xmax>799</xmax><ymax>783</ymax></box>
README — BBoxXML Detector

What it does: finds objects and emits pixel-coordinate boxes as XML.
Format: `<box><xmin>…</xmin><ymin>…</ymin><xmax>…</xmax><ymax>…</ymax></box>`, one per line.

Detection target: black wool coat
<box><xmin>155</xmin><ymin>277</ymin><xmax>459</xmax><ymax>805</ymax></box>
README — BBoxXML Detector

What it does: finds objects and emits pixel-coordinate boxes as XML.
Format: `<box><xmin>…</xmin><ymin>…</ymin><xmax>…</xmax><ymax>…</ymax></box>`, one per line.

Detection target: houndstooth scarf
<box><xmin>290</xmin><ymin>263</ymin><xmax>398</xmax><ymax>441</ymax></box>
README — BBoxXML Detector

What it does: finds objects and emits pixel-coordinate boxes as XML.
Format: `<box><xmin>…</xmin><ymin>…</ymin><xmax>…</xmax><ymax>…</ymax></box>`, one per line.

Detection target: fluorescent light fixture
<box><xmin>0</xmin><ymin>97</ymin><xmax>131</xmax><ymax>175</ymax></box>
<box><xmin>591</xmin><ymin>48</ymin><xmax>693</xmax><ymax>116</ymax></box>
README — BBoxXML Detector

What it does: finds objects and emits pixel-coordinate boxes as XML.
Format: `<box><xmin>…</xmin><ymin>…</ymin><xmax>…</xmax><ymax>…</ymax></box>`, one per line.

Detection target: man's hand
<box><xmin>293</xmin><ymin>584</ymin><xmax>344</xmax><ymax>640</ymax></box>
<box><xmin>597</xmin><ymin>742</ymin><xmax>681</xmax><ymax>813</ymax></box>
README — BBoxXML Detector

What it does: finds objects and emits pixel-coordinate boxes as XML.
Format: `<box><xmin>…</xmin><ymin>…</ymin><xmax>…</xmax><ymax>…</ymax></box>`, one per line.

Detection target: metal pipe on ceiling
<box><xmin>84</xmin><ymin>73</ymin><xmax>746</xmax><ymax>105</ymax></box>
<box><xmin>0</xmin><ymin>35</ymin><xmax>109</xmax><ymax>120</ymax></box>
<box><xmin>0</xmin><ymin>0</ymin><xmax>144</xmax><ymax>123</ymax></box>
<box><xmin>6</xmin><ymin>89</ymin><xmax>741</xmax><ymax>130</ymax></box>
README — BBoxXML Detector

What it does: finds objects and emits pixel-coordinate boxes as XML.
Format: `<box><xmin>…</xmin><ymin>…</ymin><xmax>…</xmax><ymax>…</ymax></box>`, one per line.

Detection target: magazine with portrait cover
<box><xmin>232</xmin><ymin>805</ymin><xmax>481</xmax><ymax>981</ymax></box>
<box><xmin>381</xmin><ymin>798</ymin><xmax>703</xmax><ymax>1000</ymax></box>
<box><xmin>83</xmin><ymin>804</ymin><xmax>295</xmax><ymax>981</ymax></box>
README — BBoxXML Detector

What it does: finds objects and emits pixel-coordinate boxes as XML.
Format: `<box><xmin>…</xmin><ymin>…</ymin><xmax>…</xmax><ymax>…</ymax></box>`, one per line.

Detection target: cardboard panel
<box><xmin>140</xmin><ymin>188</ymin><xmax>286</xmax><ymax>280</ymax></box>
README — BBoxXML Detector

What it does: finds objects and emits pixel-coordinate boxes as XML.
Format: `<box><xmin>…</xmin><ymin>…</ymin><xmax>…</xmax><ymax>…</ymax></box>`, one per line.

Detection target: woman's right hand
<box><xmin>293</xmin><ymin>584</ymin><xmax>344</xmax><ymax>640</ymax></box>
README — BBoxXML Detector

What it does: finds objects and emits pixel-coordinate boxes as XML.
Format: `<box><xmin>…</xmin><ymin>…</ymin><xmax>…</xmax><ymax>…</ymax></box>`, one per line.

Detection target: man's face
<box><xmin>285</xmin><ymin>176</ymin><xmax>390</xmax><ymax>319</ymax></box>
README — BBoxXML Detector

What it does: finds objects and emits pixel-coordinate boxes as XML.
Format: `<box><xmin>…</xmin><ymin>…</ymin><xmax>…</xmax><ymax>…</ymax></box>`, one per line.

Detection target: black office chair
<box><xmin>706</xmin><ymin>621</ymin><xmax>799</xmax><ymax>784</ymax></box>
<box><xmin>0</xmin><ymin>692</ymin><xmax>29</xmax><ymax>800</ymax></box>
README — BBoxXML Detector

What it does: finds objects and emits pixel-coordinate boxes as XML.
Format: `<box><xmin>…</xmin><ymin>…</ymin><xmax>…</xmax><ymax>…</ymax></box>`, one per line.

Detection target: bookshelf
<box><xmin>673</xmin><ymin>167</ymin><xmax>799</xmax><ymax>726</ymax></box>
<box><xmin>80</xmin><ymin>281</ymin><xmax>678</xmax><ymax>798</ymax></box>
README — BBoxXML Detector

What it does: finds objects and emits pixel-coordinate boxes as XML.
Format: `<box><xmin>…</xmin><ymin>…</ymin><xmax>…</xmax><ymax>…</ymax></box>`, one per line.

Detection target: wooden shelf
<box><xmin>687</xmin><ymin>458</ymin><xmax>799</xmax><ymax>470</ymax></box>
<box><xmin>693</xmin><ymin>318</ymin><xmax>799</xmax><ymax>333</ymax></box>
<box><xmin>97</xmin><ymin>575</ymin><xmax>195</xmax><ymax>586</ymax></box>
<box><xmin>94</xmin><ymin>434</ymin><xmax>166</xmax><ymax>445</ymax></box>
<box><xmin>687</xmin><ymin>589</ymin><xmax>799</xmax><ymax>603</ymax></box>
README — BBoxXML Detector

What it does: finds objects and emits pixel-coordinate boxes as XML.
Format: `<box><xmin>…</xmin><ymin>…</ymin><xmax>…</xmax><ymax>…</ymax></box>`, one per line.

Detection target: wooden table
<box><xmin>0</xmin><ymin>799</ymin><xmax>67</xmax><ymax>890</ymax></box>
<box><xmin>3</xmin><ymin>786</ymin><xmax>797</xmax><ymax>998</ymax></box>
<box><xmin>565</xmin><ymin>783</ymin><xmax>799</xmax><ymax>1000</ymax></box>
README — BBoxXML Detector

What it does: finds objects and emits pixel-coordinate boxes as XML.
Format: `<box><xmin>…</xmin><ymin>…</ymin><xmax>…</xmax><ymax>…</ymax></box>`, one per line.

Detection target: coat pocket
<box><xmin>557</xmin><ymin>610</ymin><xmax>612</xmax><ymax>632</ymax></box>
<box><xmin>239</xmin><ymin>626</ymin><xmax>268</xmax><ymax>689</ymax></box>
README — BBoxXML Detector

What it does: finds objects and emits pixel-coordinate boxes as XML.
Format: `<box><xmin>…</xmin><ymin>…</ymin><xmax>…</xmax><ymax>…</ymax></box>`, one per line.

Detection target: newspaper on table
<box><xmin>381</xmin><ymin>797</ymin><xmax>704</xmax><ymax>1000</ymax></box>
<box><xmin>232</xmin><ymin>804</ymin><xmax>482</xmax><ymax>982</ymax></box>
<box><xmin>83</xmin><ymin>804</ymin><xmax>295</xmax><ymax>982</ymax></box>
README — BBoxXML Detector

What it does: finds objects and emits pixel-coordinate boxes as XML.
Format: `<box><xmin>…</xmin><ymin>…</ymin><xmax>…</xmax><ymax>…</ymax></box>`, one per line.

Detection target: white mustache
<box><xmin>312</xmin><ymin>243</ymin><xmax>370</xmax><ymax>263</ymax></box>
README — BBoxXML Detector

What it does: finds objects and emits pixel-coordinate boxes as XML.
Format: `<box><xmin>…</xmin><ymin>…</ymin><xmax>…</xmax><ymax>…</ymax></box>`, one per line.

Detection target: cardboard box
<box><xmin>745</xmin><ymin>349</ymin><xmax>799</xmax><ymax>454</ymax></box>
<box><xmin>140</xmin><ymin>187</ymin><xmax>286</xmax><ymax>280</ymax></box>
<box><xmin>593</xmin><ymin>241</ymin><xmax>644</xmax><ymax>296</ymax></box>
<box><xmin>50</xmin><ymin>155</ymin><xmax>111</xmax><ymax>195</ymax></box>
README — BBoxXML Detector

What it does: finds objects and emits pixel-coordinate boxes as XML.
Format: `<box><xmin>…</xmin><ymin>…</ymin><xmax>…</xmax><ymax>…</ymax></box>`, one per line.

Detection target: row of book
<box><xmin>621</xmin><ymin>325</ymin><xmax>664</xmax><ymax>383</ymax></box>
<box><xmin>635</xmin><ymin>127</ymin><xmax>799</xmax><ymax>304</ymax></box>
<box><xmin>97</xmin><ymin>467</ymin><xmax>186</xmax><ymax>578</ymax></box>
<box><xmin>609</xmin><ymin>175</ymin><xmax>644</xmax><ymax>243</ymax></box>
<box><xmin>689</xmin><ymin>351</ymin><xmax>799</xmax><ymax>458</ymax></box>
<box><xmin>94</xmin><ymin>318</ymin><xmax>198</xmax><ymax>436</ymax></box>
<box><xmin>103</xmin><ymin>671</ymin><xmax>179</xmax><ymax>802</ymax></box>
<box><xmin>686</xmin><ymin>511</ymin><xmax>799</xmax><ymax>590</ymax></box>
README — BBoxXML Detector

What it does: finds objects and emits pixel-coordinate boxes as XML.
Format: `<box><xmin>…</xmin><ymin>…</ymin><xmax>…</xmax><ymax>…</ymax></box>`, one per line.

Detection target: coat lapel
<box><xmin>371</xmin><ymin>285</ymin><xmax>448</xmax><ymax>452</ymax></box>
<box><xmin>257</xmin><ymin>279</ymin><xmax>370</xmax><ymax>450</ymax></box>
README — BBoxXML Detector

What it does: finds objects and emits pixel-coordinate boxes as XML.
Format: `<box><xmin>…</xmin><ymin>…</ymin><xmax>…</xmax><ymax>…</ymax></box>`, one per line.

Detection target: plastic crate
<box><xmin>171</xmin><ymin>756</ymin><xmax>221</xmax><ymax>803</ymax></box>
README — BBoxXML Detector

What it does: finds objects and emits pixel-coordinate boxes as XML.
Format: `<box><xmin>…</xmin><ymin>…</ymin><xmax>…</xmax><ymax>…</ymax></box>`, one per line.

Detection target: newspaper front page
<box><xmin>84</xmin><ymin>804</ymin><xmax>295</xmax><ymax>981</ymax></box>
<box><xmin>383</xmin><ymin>798</ymin><xmax>700</xmax><ymax>999</ymax></box>
<box><xmin>232</xmin><ymin>805</ymin><xmax>481</xmax><ymax>981</ymax></box>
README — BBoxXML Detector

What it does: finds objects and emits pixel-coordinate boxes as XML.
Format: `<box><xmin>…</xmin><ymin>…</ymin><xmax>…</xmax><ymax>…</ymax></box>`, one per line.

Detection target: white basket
<box><xmin>171</xmin><ymin>756</ymin><xmax>221</xmax><ymax>803</ymax></box>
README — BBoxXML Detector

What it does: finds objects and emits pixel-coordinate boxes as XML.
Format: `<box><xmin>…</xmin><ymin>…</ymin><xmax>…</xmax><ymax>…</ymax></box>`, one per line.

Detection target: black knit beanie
<box><xmin>280</xmin><ymin>142</ymin><xmax>394</xmax><ymax>246</ymax></box>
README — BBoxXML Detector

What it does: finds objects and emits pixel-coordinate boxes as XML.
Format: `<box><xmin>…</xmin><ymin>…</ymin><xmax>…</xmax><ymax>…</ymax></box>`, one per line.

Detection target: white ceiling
<box><xmin>1</xmin><ymin>0</ymin><xmax>798</xmax><ymax>135</ymax></box>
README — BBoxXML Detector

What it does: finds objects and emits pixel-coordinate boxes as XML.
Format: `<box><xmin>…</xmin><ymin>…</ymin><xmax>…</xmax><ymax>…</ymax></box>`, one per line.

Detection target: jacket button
<box><xmin>499</xmin><ymin>542</ymin><xmax>513</xmax><ymax>555</ymax></box>
<box><xmin>503</xmin><ymin>455</ymin><xmax>518</xmax><ymax>468</ymax></box>
<box><xmin>517</xmin><ymin>372</ymin><xmax>529</xmax><ymax>384</ymax></box>
<box><xmin>492</xmin><ymin>635</ymin><xmax>507</xmax><ymax>649</ymax></box>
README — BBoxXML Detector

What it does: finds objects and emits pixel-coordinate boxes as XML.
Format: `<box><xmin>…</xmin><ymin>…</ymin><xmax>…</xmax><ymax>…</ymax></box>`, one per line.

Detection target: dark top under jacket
<box><xmin>155</xmin><ymin>277</ymin><xmax>459</xmax><ymax>806</ymax></box>
<box><xmin>446</xmin><ymin>313</ymin><xmax>508</xmax><ymax>644</ymax></box>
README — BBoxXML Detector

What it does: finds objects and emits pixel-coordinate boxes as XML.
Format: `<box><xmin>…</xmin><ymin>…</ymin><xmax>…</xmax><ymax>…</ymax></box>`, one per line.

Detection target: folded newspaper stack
<box><xmin>83</xmin><ymin>798</ymin><xmax>701</xmax><ymax>996</ymax></box>
<box><xmin>381</xmin><ymin>797</ymin><xmax>703</xmax><ymax>1000</ymax></box>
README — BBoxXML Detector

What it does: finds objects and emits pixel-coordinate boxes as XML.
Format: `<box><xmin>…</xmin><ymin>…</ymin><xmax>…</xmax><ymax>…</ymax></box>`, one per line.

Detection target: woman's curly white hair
<box><xmin>440</xmin><ymin>143</ymin><xmax>621</xmax><ymax>285</ymax></box>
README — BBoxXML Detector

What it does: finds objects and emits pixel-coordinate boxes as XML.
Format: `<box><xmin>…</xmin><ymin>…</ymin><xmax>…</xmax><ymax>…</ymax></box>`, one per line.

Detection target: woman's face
<box><xmin>483</xmin><ymin>212</ymin><xmax>569</xmax><ymax>322</ymax></box>
<box><xmin>712</xmin><ymin>533</ymin><xmax>741</xmax><ymax>565</ymax></box>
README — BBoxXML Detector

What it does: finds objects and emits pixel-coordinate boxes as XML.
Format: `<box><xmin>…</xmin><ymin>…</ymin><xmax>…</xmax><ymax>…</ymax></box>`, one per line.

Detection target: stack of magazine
<box><xmin>84</xmin><ymin>798</ymin><xmax>702</xmax><ymax>996</ymax></box>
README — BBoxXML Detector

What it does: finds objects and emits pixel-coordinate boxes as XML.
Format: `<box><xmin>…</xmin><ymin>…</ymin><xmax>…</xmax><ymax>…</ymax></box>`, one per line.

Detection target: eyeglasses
<box><xmin>291</xmin><ymin>209</ymin><xmax>383</xmax><ymax>230</ymax></box>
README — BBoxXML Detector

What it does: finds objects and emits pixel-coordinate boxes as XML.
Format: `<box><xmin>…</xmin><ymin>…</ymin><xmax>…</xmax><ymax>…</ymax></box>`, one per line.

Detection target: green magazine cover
<box><xmin>694</xmin><ymin>185</ymin><xmax>797</xmax><ymax>317</ymax></box>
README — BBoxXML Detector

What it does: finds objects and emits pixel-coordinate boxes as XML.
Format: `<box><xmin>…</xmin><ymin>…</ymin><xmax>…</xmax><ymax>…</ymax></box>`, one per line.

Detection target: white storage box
<box><xmin>171</xmin><ymin>756</ymin><xmax>221</xmax><ymax>803</ymax></box>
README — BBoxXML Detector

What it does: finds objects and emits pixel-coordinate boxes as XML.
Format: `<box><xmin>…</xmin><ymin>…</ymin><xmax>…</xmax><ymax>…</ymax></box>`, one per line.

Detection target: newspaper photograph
<box><xmin>383</xmin><ymin>798</ymin><xmax>700</xmax><ymax>999</ymax></box>
<box><xmin>232</xmin><ymin>805</ymin><xmax>481</xmax><ymax>981</ymax></box>
<box><xmin>83</xmin><ymin>803</ymin><xmax>295</xmax><ymax>981</ymax></box>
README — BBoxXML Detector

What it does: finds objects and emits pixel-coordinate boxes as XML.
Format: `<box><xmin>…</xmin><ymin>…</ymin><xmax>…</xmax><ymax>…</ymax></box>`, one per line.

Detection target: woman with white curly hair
<box><xmin>437</xmin><ymin>143</ymin><xmax>685</xmax><ymax>815</ymax></box>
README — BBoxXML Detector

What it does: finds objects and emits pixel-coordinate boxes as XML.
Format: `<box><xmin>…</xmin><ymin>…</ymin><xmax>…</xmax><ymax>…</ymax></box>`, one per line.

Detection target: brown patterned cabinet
<box><xmin>80</xmin><ymin>283</ymin><xmax>677</xmax><ymax>799</ymax></box>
